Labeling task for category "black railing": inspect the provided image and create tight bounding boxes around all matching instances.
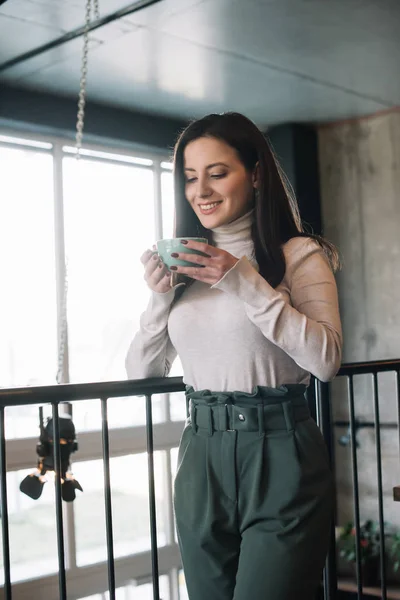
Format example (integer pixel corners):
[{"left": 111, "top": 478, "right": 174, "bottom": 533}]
[
  {"left": 0, "top": 377, "right": 185, "bottom": 600},
  {"left": 1, "top": 360, "right": 400, "bottom": 600},
  {"left": 327, "top": 359, "right": 400, "bottom": 600}
]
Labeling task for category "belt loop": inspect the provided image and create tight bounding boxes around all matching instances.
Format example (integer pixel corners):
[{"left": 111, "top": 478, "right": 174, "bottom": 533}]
[
  {"left": 190, "top": 403, "right": 198, "bottom": 433},
  {"left": 207, "top": 406, "right": 213, "bottom": 436},
  {"left": 186, "top": 397, "right": 190, "bottom": 419},
  {"left": 225, "top": 403, "right": 234, "bottom": 432},
  {"left": 282, "top": 401, "right": 294, "bottom": 432},
  {"left": 257, "top": 404, "right": 265, "bottom": 437},
  {"left": 218, "top": 404, "right": 228, "bottom": 431}
]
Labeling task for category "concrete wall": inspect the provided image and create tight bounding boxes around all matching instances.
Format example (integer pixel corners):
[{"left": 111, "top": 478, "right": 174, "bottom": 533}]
[{"left": 317, "top": 111, "right": 400, "bottom": 547}]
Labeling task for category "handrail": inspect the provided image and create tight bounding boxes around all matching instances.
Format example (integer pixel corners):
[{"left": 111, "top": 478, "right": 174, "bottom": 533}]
[
  {"left": 1, "top": 358, "right": 400, "bottom": 407},
  {"left": 337, "top": 358, "right": 400, "bottom": 376},
  {"left": 0, "top": 376, "right": 186, "bottom": 406}
]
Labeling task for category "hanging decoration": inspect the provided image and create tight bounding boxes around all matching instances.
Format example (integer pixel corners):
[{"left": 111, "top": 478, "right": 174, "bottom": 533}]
[{"left": 19, "top": 0, "right": 101, "bottom": 502}]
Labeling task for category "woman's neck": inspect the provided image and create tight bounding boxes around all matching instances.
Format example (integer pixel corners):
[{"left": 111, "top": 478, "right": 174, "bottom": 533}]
[{"left": 211, "top": 209, "right": 254, "bottom": 253}]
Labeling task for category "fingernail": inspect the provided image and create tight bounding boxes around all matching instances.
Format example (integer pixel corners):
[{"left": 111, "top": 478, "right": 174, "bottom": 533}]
[
  {"left": 153, "top": 254, "right": 158, "bottom": 260},
  {"left": 181, "top": 240, "right": 188, "bottom": 245},
  {"left": 158, "top": 263, "right": 163, "bottom": 269},
  {"left": 170, "top": 266, "right": 178, "bottom": 271},
  {"left": 171, "top": 252, "right": 179, "bottom": 258}
]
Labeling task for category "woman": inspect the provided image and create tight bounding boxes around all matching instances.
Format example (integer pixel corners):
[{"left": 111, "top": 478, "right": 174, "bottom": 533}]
[{"left": 126, "top": 112, "right": 342, "bottom": 600}]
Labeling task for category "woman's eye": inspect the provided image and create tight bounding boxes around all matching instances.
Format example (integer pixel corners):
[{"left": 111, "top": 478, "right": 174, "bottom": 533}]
[
  {"left": 211, "top": 173, "right": 227, "bottom": 179},
  {"left": 185, "top": 177, "right": 197, "bottom": 184}
]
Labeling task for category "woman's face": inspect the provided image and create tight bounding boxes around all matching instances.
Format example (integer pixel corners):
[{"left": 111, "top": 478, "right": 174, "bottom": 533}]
[{"left": 184, "top": 136, "right": 256, "bottom": 229}]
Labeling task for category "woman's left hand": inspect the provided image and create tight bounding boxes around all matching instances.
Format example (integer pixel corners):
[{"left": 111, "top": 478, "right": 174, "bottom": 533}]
[{"left": 170, "top": 240, "right": 239, "bottom": 285}]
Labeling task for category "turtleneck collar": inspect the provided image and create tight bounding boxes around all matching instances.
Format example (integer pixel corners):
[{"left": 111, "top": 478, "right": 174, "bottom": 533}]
[{"left": 211, "top": 209, "right": 255, "bottom": 257}]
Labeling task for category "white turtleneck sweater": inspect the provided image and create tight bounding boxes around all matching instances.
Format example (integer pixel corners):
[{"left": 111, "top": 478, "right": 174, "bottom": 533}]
[{"left": 125, "top": 211, "right": 342, "bottom": 391}]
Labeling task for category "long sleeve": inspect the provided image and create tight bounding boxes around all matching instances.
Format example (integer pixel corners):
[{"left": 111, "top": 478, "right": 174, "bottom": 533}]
[
  {"left": 212, "top": 237, "right": 343, "bottom": 382},
  {"left": 125, "top": 287, "right": 181, "bottom": 379}
]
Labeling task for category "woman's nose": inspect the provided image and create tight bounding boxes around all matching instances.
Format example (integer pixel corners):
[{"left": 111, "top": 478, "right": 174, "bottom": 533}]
[{"left": 197, "top": 180, "right": 212, "bottom": 199}]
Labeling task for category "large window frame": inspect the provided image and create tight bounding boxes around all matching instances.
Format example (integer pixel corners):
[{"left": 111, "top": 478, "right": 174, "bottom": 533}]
[{"left": 0, "top": 129, "right": 183, "bottom": 600}]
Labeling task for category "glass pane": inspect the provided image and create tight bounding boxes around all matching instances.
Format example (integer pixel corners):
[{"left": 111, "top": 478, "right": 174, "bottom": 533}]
[
  {"left": 63, "top": 156, "right": 155, "bottom": 385},
  {"left": 170, "top": 446, "right": 179, "bottom": 545},
  {"left": 161, "top": 171, "right": 174, "bottom": 240},
  {"left": 71, "top": 395, "right": 167, "bottom": 433},
  {"left": 74, "top": 453, "right": 167, "bottom": 566},
  {"left": 170, "top": 447, "right": 178, "bottom": 482},
  {"left": 160, "top": 169, "right": 184, "bottom": 382},
  {"left": 179, "top": 570, "right": 189, "bottom": 600},
  {"left": 0, "top": 146, "right": 57, "bottom": 439},
  {"left": 0, "top": 469, "right": 58, "bottom": 583},
  {"left": 115, "top": 576, "right": 169, "bottom": 599},
  {"left": 77, "top": 575, "right": 169, "bottom": 599},
  {"left": 170, "top": 392, "right": 186, "bottom": 422}
]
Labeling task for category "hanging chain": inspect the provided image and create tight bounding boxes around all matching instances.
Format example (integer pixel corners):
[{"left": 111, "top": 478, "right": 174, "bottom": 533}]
[
  {"left": 93, "top": 0, "right": 100, "bottom": 21},
  {"left": 56, "top": 0, "right": 100, "bottom": 384},
  {"left": 75, "top": 0, "right": 100, "bottom": 157}
]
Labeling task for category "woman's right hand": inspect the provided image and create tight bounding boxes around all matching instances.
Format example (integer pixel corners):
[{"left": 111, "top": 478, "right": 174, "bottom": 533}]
[{"left": 141, "top": 247, "right": 172, "bottom": 294}]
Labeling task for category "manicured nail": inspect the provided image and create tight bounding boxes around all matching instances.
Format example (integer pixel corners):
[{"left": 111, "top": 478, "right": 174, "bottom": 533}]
[
  {"left": 181, "top": 240, "right": 188, "bottom": 245},
  {"left": 158, "top": 263, "right": 163, "bottom": 269},
  {"left": 170, "top": 266, "right": 178, "bottom": 271},
  {"left": 171, "top": 252, "right": 179, "bottom": 258}
]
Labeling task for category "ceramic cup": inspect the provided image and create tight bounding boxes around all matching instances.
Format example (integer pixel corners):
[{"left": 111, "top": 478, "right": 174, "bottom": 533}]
[{"left": 156, "top": 237, "right": 208, "bottom": 269}]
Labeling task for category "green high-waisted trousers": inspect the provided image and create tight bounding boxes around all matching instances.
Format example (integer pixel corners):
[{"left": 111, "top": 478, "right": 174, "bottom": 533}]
[{"left": 173, "top": 385, "right": 334, "bottom": 600}]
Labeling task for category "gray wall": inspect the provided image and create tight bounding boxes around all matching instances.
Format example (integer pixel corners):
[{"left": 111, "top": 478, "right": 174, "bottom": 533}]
[
  {"left": 318, "top": 111, "right": 400, "bottom": 545},
  {"left": 269, "top": 124, "right": 322, "bottom": 235}
]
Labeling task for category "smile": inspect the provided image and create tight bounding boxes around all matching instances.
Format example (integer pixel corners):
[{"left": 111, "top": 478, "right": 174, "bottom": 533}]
[{"left": 198, "top": 201, "right": 222, "bottom": 215}]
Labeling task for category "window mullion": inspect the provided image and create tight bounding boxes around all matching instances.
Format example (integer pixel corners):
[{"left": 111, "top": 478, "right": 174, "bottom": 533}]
[
  {"left": 53, "top": 141, "right": 78, "bottom": 571},
  {"left": 53, "top": 141, "right": 70, "bottom": 385}
]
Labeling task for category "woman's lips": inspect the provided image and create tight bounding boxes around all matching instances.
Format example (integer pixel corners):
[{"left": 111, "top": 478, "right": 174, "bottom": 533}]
[{"left": 198, "top": 201, "right": 222, "bottom": 215}]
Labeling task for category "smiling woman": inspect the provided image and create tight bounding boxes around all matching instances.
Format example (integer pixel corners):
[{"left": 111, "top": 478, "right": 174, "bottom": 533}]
[
  {"left": 183, "top": 137, "right": 257, "bottom": 227},
  {"left": 126, "top": 111, "right": 343, "bottom": 600}
]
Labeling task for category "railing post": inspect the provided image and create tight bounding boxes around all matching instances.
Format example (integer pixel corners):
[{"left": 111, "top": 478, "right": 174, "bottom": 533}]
[
  {"left": 314, "top": 379, "right": 338, "bottom": 600},
  {"left": 52, "top": 402, "right": 67, "bottom": 600},
  {"left": 347, "top": 375, "right": 363, "bottom": 599},
  {"left": 372, "top": 373, "right": 387, "bottom": 600},
  {"left": 0, "top": 406, "right": 12, "bottom": 600},
  {"left": 101, "top": 397, "right": 116, "bottom": 600},
  {"left": 394, "top": 370, "right": 400, "bottom": 503},
  {"left": 146, "top": 394, "right": 161, "bottom": 600}
]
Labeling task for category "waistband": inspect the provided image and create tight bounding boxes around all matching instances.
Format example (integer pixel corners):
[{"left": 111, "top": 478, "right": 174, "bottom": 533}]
[{"left": 185, "top": 384, "right": 309, "bottom": 436}]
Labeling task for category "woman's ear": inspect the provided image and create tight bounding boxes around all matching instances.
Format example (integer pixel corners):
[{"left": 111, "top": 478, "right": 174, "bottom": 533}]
[{"left": 252, "top": 161, "right": 260, "bottom": 189}]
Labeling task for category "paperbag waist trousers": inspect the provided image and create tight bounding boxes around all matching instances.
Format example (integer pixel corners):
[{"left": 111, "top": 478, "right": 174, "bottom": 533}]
[{"left": 173, "top": 384, "right": 334, "bottom": 600}]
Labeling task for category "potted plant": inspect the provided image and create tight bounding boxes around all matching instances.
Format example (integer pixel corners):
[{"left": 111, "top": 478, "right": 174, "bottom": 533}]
[
  {"left": 389, "top": 532, "right": 400, "bottom": 575},
  {"left": 337, "top": 520, "right": 381, "bottom": 586}
]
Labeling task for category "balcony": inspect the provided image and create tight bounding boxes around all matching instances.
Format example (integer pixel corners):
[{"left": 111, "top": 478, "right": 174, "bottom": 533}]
[{"left": 1, "top": 359, "right": 400, "bottom": 600}]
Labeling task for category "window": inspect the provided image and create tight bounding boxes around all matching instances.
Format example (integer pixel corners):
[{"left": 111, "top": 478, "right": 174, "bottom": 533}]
[
  {"left": 1, "top": 133, "right": 187, "bottom": 600},
  {"left": 73, "top": 453, "right": 168, "bottom": 565},
  {"left": 0, "top": 469, "right": 59, "bottom": 583},
  {"left": 63, "top": 156, "right": 155, "bottom": 384},
  {"left": 78, "top": 575, "right": 170, "bottom": 599},
  {"left": 0, "top": 144, "right": 57, "bottom": 440}
]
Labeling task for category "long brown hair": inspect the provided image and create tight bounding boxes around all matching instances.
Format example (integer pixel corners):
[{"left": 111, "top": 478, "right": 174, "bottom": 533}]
[{"left": 173, "top": 112, "right": 339, "bottom": 288}]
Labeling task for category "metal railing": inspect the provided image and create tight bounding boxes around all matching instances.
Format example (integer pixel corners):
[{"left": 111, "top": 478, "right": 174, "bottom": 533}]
[
  {"left": 0, "top": 377, "right": 185, "bottom": 600},
  {"left": 1, "top": 359, "right": 400, "bottom": 600},
  {"left": 314, "top": 359, "right": 400, "bottom": 600}
]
